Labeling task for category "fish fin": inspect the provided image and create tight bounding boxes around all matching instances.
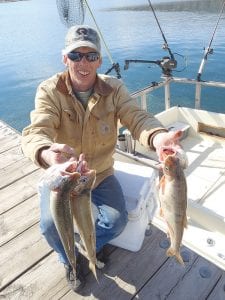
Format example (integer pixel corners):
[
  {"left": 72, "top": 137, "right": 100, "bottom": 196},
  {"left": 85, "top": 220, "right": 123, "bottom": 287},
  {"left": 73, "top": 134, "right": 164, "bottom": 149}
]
[
  {"left": 166, "top": 247, "right": 184, "bottom": 266},
  {"left": 159, "top": 175, "right": 166, "bottom": 194},
  {"left": 166, "top": 221, "right": 175, "bottom": 240},
  {"left": 89, "top": 262, "right": 98, "bottom": 282},
  {"left": 159, "top": 207, "right": 164, "bottom": 217}
]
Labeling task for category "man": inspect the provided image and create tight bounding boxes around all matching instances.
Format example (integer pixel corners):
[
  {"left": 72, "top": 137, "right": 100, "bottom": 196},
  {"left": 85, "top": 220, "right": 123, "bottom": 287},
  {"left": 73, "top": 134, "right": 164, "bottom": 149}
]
[{"left": 22, "top": 25, "right": 181, "bottom": 292}]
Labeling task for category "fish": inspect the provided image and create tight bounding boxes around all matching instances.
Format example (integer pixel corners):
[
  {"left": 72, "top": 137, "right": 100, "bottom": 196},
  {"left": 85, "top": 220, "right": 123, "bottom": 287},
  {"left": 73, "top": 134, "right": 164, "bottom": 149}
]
[
  {"left": 158, "top": 154, "right": 188, "bottom": 265},
  {"left": 40, "top": 161, "right": 81, "bottom": 277},
  {"left": 39, "top": 159, "right": 98, "bottom": 279},
  {"left": 71, "top": 169, "right": 97, "bottom": 279}
]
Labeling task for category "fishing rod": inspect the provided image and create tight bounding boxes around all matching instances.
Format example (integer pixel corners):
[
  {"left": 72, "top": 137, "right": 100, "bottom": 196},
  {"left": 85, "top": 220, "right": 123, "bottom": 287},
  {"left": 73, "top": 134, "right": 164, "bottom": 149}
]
[
  {"left": 124, "top": 0, "right": 177, "bottom": 77},
  {"left": 83, "top": 0, "right": 121, "bottom": 78},
  {"left": 147, "top": 0, "right": 175, "bottom": 61},
  {"left": 197, "top": 0, "right": 225, "bottom": 81}
]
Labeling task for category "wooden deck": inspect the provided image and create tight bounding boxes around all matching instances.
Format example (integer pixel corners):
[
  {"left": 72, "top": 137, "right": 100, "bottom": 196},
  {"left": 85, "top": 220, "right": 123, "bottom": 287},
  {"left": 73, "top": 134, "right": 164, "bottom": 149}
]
[{"left": 1, "top": 119, "right": 225, "bottom": 300}]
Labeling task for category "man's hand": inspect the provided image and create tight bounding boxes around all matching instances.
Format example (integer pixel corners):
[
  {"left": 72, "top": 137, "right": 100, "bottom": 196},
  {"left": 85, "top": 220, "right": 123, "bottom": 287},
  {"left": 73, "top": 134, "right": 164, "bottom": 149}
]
[
  {"left": 39, "top": 143, "right": 77, "bottom": 167},
  {"left": 153, "top": 130, "right": 188, "bottom": 168},
  {"left": 153, "top": 130, "right": 182, "bottom": 156}
]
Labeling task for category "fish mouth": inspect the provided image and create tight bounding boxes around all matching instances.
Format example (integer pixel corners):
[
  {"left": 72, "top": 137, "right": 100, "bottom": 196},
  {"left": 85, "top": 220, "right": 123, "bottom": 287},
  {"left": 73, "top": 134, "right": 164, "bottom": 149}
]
[{"left": 160, "top": 147, "right": 177, "bottom": 162}]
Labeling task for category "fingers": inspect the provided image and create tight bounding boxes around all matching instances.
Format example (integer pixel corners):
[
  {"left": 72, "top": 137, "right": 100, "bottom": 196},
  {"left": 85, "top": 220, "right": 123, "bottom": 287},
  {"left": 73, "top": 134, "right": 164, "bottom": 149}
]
[
  {"left": 40, "top": 143, "right": 77, "bottom": 166},
  {"left": 50, "top": 143, "right": 77, "bottom": 159},
  {"left": 153, "top": 130, "right": 183, "bottom": 150},
  {"left": 169, "top": 130, "right": 183, "bottom": 143},
  {"left": 77, "top": 154, "right": 90, "bottom": 174},
  {"left": 40, "top": 143, "right": 91, "bottom": 173}
]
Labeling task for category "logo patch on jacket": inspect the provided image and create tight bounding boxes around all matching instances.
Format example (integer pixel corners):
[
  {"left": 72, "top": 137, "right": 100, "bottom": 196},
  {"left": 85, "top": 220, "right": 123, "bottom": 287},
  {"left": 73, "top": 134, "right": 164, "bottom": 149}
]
[{"left": 100, "top": 122, "right": 110, "bottom": 135}]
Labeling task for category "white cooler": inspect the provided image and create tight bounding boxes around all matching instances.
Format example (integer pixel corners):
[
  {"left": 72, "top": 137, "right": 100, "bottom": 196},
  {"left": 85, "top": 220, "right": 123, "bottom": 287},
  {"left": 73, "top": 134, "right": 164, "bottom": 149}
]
[{"left": 109, "top": 161, "right": 158, "bottom": 252}]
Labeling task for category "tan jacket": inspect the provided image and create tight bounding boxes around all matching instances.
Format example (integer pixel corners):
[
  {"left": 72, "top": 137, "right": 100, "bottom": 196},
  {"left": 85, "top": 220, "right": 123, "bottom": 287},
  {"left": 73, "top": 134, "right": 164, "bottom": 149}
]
[{"left": 22, "top": 71, "right": 165, "bottom": 187}]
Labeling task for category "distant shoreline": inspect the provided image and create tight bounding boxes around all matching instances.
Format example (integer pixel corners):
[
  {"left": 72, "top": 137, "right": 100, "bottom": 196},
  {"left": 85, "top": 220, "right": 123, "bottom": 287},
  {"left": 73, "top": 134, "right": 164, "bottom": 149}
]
[
  {"left": 104, "top": 0, "right": 224, "bottom": 13},
  {"left": 0, "top": 0, "right": 29, "bottom": 3}
]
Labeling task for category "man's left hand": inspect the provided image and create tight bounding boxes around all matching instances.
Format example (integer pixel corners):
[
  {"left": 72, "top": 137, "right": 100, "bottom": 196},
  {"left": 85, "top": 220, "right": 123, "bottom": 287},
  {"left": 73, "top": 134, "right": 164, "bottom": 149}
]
[{"left": 153, "top": 130, "right": 188, "bottom": 168}]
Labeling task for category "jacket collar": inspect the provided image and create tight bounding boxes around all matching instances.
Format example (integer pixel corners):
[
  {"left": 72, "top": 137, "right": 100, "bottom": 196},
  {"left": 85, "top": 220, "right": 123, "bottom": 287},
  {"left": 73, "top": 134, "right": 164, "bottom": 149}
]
[{"left": 56, "top": 70, "right": 113, "bottom": 96}]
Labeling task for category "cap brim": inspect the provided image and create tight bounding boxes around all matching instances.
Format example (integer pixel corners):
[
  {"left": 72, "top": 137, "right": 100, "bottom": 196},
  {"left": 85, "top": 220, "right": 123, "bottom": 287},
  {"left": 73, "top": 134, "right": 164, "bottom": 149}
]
[{"left": 62, "top": 41, "right": 99, "bottom": 55}]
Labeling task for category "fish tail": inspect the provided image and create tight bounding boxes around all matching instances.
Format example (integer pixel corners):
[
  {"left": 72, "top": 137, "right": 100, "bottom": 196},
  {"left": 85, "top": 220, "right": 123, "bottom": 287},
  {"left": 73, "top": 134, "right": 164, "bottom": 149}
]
[
  {"left": 89, "top": 261, "right": 98, "bottom": 281},
  {"left": 166, "top": 247, "right": 185, "bottom": 266}
]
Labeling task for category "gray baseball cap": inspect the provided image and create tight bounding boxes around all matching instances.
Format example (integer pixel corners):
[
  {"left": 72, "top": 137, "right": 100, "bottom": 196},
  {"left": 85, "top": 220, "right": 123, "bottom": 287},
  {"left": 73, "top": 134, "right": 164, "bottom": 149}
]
[{"left": 62, "top": 25, "right": 101, "bottom": 55}]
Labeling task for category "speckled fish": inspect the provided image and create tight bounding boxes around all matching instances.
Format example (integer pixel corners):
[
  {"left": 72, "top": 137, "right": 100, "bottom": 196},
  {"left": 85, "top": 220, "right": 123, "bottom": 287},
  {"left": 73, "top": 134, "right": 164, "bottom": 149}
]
[
  {"left": 40, "top": 161, "right": 81, "bottom": 276},
  {"left": 70, "top": 169, "right": 97, "bottom": 279},
  {"left": 40, "top": 160, "right": 97, "bottom": 279},
  {"left": 158, "top": 154, "right": 188, "bottom": 265}
]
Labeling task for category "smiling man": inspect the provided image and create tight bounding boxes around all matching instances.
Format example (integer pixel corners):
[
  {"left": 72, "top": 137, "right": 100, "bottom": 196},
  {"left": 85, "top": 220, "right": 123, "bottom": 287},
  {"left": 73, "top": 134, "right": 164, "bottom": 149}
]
[{"left": 22, "top": 25, "right": 181, "bottom": 293}]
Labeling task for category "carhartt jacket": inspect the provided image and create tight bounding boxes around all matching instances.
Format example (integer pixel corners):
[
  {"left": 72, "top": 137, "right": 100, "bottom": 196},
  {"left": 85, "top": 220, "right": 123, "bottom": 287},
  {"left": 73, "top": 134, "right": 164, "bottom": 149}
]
[{"left": 22, "top": 70, "right": 165, "bottom": 187}]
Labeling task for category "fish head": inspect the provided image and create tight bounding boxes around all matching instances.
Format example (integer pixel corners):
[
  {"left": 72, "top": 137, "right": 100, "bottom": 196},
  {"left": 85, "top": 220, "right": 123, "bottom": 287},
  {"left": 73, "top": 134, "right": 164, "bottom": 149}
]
[
  {"left": 159, "top": 146, "right": 188, "bottom": 169},
  {"left": 72, "top": 169, "right": 96, "bottom": 195},
  {"left": 82, "top": 169, "right": 96, "bottom": 189},
  {"left": 40, "top": 161, "right": 81, "bottom": 191},
  {"left": 163, "top": 154, "right": 181, "bottom": 178}
]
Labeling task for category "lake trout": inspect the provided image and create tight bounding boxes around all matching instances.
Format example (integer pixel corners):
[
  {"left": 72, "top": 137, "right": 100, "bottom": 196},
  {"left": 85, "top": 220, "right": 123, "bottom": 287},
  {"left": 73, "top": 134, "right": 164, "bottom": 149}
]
[
  {"left": 158, "top": 154, "right": 187, "bottom": 265},
  {"left": 40, "top": 159, "right": 98, "bottom": 279},
  {"left": 40, "top": 161, "right": 81, "bottom": 276},
  {"left": 71, "top": 169, "right": 97, "bottom": 279}
]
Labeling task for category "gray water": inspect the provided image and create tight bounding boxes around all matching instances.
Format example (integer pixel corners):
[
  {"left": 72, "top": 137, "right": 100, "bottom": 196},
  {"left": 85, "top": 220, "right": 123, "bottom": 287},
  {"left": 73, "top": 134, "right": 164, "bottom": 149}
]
[{"left": 0, "top": 0, "right": 225, "bottom": 131}]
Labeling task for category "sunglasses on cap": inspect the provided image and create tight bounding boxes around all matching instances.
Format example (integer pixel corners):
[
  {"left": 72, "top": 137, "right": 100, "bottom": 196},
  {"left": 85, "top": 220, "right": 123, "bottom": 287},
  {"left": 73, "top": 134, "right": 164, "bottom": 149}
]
[{"left": 67, "top": 51, "right": 100, "bottom": 62}]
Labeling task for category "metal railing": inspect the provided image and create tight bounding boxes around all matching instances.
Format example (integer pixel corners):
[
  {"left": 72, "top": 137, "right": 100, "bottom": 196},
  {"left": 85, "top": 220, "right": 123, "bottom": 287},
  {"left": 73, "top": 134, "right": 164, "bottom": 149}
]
[{"left": 131, "top": 76, "right": 225, "bottom": 111}]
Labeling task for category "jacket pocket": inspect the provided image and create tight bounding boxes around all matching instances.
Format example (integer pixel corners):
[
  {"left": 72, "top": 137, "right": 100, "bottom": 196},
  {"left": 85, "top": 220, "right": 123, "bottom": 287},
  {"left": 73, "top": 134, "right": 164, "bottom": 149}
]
[{"left": 63, "top": 109, "right": 76, "bottom": 121}]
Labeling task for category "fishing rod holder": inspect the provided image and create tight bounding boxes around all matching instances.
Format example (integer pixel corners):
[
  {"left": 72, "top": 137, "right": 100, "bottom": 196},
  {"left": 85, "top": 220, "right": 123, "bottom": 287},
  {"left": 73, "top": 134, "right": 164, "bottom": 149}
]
[
  {"left": 124, "top": 56, "right": 177, "bottom": 77},
  {"left": 105, "top": 62, "right": 121, "bottom": 79}
]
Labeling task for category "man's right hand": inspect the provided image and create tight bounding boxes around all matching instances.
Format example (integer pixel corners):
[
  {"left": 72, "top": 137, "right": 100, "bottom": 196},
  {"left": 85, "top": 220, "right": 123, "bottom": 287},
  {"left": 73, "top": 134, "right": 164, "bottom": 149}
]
[{"left": 39, "top": 143, "right": 77, "bottom": 167}]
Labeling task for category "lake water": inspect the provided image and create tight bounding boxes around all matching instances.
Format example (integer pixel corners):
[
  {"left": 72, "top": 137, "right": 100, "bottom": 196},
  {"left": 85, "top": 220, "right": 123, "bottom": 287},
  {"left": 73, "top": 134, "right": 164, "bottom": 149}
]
[{"left": 0, "top": 0, "right": 225, "bottom": 132}]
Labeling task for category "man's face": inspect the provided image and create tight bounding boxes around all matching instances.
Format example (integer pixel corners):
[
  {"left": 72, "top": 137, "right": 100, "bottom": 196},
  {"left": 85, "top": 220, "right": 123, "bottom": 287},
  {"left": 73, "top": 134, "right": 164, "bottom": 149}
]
[{"left": 63, "top": 46, "right": 102, "bottom": 92}]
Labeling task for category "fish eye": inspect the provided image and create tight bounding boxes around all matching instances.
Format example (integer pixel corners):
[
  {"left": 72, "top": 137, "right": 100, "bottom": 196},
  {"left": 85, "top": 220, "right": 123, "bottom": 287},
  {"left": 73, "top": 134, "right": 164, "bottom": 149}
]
[
  {"left": 61, "top": 176, "right": 69, "bottom": 184},
  {"left": 79, "top": 176, "right": 88, "bottom": 183}
]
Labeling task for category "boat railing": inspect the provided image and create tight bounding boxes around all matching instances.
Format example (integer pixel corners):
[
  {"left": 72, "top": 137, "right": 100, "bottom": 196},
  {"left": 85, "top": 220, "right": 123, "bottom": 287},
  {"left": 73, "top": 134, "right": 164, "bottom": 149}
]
[{"left": 131, "top": 76, "right": 225, "bottom": 111}]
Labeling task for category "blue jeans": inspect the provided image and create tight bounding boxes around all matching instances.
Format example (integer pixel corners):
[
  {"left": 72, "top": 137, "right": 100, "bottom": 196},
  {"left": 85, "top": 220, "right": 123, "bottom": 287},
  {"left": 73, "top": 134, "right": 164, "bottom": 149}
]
[{"left": 39, "top": 175, "right": 128, "bottom": 265}]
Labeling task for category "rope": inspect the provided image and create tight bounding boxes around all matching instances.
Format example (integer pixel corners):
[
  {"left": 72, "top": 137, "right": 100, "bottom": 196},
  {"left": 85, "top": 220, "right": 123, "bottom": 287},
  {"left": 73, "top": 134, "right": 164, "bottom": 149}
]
[{"left": 84, "top": 0, "right": 114, "bottom": 65}]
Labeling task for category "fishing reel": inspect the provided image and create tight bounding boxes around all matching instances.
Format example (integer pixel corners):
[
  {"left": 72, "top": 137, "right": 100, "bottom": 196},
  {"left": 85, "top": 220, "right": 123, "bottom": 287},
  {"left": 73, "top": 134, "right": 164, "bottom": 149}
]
[
  {"left": 160, "top": 56, "right": 177, "bottom": 76},
  {"left": 124, "top": 56, "right": 177, "bottom": 77}
]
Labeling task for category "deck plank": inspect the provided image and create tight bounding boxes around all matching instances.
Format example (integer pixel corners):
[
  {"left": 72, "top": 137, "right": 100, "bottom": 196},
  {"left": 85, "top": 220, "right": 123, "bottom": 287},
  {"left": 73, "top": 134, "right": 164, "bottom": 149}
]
[
  {"left": 0, "top": 224, "right": 51, "bottom": 290},
  {"left": 0, "top": 168, "right": 43, "bottom": 214},
  {"left": 165, "top": 256, "right": 223, "bottom": 299},
  {"left": 207, "top": 272, "right": 225, "bottom": 300},
  {"left": 0, "top": 135, "right": 21, "bottom": 152},
  {"left": 62, "top": 226, "right": 168, "bottom": 299},
  {"left": 0, "top": 194, "right": 39, "bottom": 246},
  {"left": 0, "top": 254, "right": 69, "bottom": 300},
  {"left": 135, "top": 250, "right": 222, "bottom": 299},
  {"left": 133, "top": 248, "right": 198, "bottom": 299},
  {"left": 0, "top": 146, "right": 24, "bottom": 168},
  {"left": 0, "top": 157, "right": 39, "bottom": 189}
]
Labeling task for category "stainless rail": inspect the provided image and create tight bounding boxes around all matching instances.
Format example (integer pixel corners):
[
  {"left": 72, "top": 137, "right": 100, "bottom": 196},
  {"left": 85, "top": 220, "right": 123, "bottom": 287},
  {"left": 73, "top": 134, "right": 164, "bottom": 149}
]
[{"left": 131, "top": 76, "right": 225, "bottom": 111}]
